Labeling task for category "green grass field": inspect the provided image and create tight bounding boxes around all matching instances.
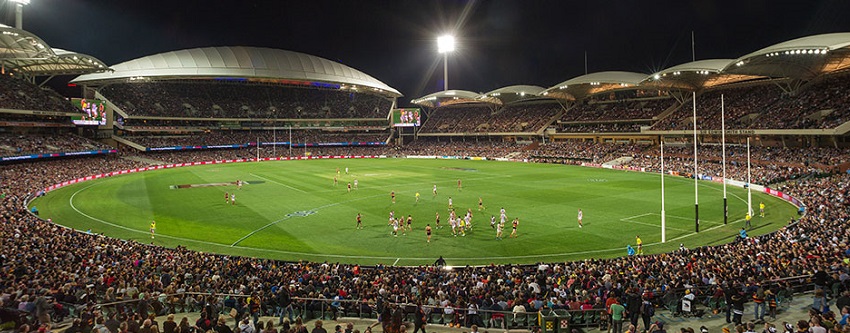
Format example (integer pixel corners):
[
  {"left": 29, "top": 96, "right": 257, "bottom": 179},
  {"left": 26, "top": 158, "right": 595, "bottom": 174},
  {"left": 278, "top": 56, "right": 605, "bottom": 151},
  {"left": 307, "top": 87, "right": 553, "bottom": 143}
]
[{"left": 29, "top": 158, "right": 797, "bottom": 266}]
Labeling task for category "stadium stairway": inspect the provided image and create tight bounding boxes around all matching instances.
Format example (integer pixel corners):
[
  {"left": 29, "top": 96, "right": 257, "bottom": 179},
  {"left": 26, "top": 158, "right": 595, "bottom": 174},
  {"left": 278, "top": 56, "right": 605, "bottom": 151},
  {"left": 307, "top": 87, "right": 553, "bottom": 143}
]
[{"left": 112, "top": 135, "right": 147, "bottom": 151}]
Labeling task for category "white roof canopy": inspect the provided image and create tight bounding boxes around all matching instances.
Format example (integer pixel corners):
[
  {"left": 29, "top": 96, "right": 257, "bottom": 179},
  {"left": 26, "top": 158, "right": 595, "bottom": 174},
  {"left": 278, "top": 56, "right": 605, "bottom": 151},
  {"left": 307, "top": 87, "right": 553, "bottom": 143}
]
[
  {"left": 543, "top": 71, "right": 647, "bottom": 100},
  {"left": 0, "top": 24, "right": 109, "bottom": 76},
  {"left": 724, "top": 33, "right": 850, "bottom": 79},
  {"left": 478, "top": 85, "right": 547, "bottom": 105},
  {"left": 411, "top": 90, "right": 486, "bottom": 108},
  {"left": 643, "top": 59, "right": 764, "bottom": 90},
  {"left": 72, "top": 46, "right": 401, "bottom": 97}
]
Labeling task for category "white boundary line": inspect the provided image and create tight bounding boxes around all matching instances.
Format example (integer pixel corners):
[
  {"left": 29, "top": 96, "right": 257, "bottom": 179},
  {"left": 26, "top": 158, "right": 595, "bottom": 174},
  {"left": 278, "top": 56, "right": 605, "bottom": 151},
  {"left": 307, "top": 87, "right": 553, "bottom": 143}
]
[
  {"left": 69, "top": 181, "right": 745, "bottom": 261},
  {"left": 620, "top": 213, "right": 691, "bottom": 232},
  {"left": 249, "top": 173, "right": 308, "bottom": 193},
  {"left": 61, "top": 161, "right": 779, "bottom": 263}
]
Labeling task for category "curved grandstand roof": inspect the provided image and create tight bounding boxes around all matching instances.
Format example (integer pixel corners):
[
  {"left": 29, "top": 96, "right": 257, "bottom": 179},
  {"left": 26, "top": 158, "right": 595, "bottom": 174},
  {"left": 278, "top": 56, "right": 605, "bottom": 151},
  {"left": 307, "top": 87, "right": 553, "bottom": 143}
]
[
  {"left": 478, "top": 85, "right": 547, "bottom": 105},
  {"left": 11, "top": 48, "right": 110, "bottom": 76},
  {"left": 0, "top": 23, "right": 51, "bottom": 59},
  {"left": 71, "top": 46, "right": 402, "bottom": 97},
  {"left": 543, "top": 71, "right": 647, "bottom": 100},
  {"left": 643, "top": 59, "right": 764, "bottom": 90},
  {"left": 410, "top": 90, "right": 485, "bottom": 108},
  {"left": 0, "top": 24, "right": 109, "bottom": 76},
  {"left": 723, "top": 33, "right": 850, "bottom": 79}
]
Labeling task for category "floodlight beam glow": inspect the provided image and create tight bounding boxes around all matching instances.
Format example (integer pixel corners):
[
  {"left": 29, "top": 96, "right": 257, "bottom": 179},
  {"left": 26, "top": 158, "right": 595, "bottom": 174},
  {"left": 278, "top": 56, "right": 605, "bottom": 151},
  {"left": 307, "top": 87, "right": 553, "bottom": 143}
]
[{"left": 437, "top": 35, "right": 455, "bottom": 53}]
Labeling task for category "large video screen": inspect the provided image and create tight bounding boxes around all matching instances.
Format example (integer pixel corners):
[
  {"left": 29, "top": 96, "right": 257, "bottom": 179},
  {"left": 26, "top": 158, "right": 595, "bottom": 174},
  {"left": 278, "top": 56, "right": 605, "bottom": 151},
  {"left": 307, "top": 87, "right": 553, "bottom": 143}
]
[
  {"left": 70, "top": 98, "right": 107, "bottom": 126},
  {"left": 392, "top": 108, "right": 421, "bottom": 127}
]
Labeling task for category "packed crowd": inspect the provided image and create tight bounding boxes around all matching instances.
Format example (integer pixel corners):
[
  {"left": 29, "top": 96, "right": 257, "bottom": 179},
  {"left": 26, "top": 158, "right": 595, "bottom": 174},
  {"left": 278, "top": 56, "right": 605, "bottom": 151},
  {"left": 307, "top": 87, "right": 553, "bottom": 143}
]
[
  {"left": 390, "top": 139, "right": 524, "bottom": 158},
  {"left": 558, "top": 122, "right": 647, "bottom": 133},
  {"left": 0, "top": 133, "right": 112, "bottom": 157},
  {"left": 0, "top": 74, "right": 79, "bottom": 113},
  {"left": 652, "top": 85, "right": 783, "bottom": 131},
  {"left": 123, "top": 131, "right": 389, "bottom": 148},
  {"left": 653, "top": 74, "right": 850, "bottom": 131},
  {"left": 561, "top": 98, "right": 677, "bottom": 123},
  {"left": 0, "top": 113, "right": 75, "bottom": 127},
  {"left": 119, "top": 118, "right": 384, "bottom": 130},
  {"left": 99, "top": 83, "right": 392, "bottom": 119},
  {"left": 525, "top": 141, "right": 648, "bottom": 165},
  {"left": 753, "top": 75, "right": 850, "bottom": 129},
  {"left": 133, "top": 145, "right": 389, "bottom": 165},
  {"left": 418, "top": 103, "right": 561, "bottom": 134},
  {"left": 417, "top": 106, "right": 492, "bottom": 133},
  {"left": 0, "top": 141, "right": 848, "bottom": 333},
  {"left": 525, "top": 141, "right": 849, "bottom": 185},
  {"left": 485, "top": 104, "right": 561, "bottom": 133}
]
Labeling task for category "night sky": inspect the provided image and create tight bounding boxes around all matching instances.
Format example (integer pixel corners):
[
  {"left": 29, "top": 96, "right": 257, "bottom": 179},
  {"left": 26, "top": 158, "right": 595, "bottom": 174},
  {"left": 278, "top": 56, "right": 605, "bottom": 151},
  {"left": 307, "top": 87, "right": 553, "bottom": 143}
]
[{"left": 5, "top": 0, "right": 850, "bottom": 105}]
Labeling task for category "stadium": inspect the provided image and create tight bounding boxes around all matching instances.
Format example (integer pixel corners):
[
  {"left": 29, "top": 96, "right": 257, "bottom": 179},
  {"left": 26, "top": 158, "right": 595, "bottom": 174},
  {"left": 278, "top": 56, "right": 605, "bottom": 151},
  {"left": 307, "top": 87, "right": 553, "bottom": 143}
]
[{"left": 1, "top": 2, "right": 849, "bottom": 333}]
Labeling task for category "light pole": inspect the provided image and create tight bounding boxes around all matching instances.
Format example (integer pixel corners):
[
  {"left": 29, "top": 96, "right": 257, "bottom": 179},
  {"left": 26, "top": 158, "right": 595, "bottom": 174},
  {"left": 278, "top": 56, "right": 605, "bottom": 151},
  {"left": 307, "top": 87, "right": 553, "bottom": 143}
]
[
  {"left": 437, "top": 35, "right": 455, "bottom": 91},
  {"left": 12, "top": 0, "right": 30, "bottom": 29}
]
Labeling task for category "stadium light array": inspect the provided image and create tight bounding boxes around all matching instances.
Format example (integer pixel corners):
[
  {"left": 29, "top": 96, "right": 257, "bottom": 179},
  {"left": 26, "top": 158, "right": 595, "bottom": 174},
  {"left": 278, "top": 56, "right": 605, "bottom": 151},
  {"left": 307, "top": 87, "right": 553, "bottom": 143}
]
[
  {"left": 765, "top": 48, "right": 830, "bottom": 58},
  {"left": 437, "top": 35, "right": 455, "bottom": 53},
  {"left": 437, "top": 34, "right": 456, "bottom": 91},
  {"left": 12, "top": 0, "right": 30, "bottom": 30}
]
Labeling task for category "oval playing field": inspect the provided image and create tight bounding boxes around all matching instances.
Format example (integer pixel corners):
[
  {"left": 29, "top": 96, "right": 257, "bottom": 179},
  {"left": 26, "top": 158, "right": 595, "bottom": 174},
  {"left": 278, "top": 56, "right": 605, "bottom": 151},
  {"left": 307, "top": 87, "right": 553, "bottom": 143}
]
[{"left": 29, "top": 158, "right": 797, "bottom": 265}]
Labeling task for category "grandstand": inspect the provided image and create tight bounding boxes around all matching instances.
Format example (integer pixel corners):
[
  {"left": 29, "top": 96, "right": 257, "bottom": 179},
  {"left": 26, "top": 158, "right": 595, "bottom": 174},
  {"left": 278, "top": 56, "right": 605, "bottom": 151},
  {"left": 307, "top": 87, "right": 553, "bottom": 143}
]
[
  {"left": 2, "top": 9, "right": 850, "bottom": 333},
  {"left": 68, "top": 46, "right": 400, "bottom": 155}
]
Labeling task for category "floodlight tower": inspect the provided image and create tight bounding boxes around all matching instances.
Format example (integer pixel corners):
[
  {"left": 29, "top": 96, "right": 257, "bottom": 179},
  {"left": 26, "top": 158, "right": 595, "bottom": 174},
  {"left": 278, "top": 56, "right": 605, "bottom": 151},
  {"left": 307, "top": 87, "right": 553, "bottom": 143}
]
[
  {"left": 12, "top": 0, "right": 30, "bottom": 30},
  {"left": 437, "top": 35, "right": 455, "bottom": 91}
]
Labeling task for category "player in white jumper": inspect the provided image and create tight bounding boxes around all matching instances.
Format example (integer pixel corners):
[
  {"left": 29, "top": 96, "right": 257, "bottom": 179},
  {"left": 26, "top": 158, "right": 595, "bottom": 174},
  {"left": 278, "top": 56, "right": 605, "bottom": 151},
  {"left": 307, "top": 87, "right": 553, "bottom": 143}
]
[{"left": 577, "top": 208, "right": 583, "bottom": 228}]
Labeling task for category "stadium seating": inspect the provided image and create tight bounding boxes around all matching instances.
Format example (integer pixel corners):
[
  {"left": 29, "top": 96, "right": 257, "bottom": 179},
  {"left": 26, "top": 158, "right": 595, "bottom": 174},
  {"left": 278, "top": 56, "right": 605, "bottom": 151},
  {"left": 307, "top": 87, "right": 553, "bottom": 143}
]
[
  {"left": 652, "top": 85, "right": 783, "bottom": 130},
  {"left": 99, "top": 82, "right": 393, "bottom": 119},
  {"left": 417, "top": 105, "right": 492, "bottom": 133},
  {"left": 0, "top": 73, "right": 79, "bottom": 113},
  {"left": 0, "top": 133, "right": 111, "bottom": 157},
  {"left": 122, "top": 130, "right": 389, "bottom": 148},
  {"left": 653, "top": 73, "right": 850, "bottom": 130},
  {"left": 418, "top": 103, "right": 561, "bottom": 134},
  {"left": 752, "top": 74, "right": 850, "bottom": 129},
  {"left": 561, "top": 98, "right": 676, "bottom": 122},
  {"left": 1, "top": 118, "right": 849, "bottom": 333}
]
